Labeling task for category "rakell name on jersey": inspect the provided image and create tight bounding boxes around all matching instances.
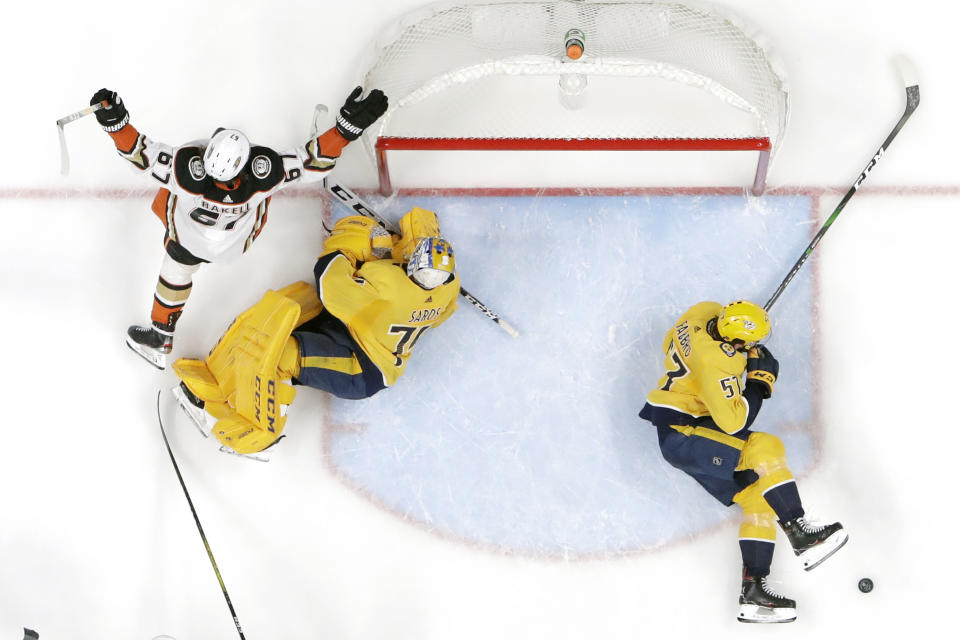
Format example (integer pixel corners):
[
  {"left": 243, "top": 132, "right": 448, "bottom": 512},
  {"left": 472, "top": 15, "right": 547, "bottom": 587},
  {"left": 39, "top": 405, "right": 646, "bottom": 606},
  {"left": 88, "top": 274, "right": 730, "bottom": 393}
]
[
  {"left": 409, "top": 307, "right": 442, "bottom": 323},
  {"left": 201, "top": 200, "right": 251, "bottom": 216}
]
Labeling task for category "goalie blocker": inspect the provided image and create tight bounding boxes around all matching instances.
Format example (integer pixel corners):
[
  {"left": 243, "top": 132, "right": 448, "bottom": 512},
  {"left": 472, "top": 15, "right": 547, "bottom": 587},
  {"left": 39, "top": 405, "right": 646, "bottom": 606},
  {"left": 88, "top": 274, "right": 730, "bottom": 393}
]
[{"left": 173, "top": 206, "right": 459, "bottom": 456}]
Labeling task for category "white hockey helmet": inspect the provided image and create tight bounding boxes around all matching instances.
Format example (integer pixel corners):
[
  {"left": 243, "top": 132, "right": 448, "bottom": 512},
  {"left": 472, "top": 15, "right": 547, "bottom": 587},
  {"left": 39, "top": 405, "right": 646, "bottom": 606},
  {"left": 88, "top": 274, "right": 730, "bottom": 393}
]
[
  {"left": 407, "top": 237, "right": 455, "bottom": 289},
  {"left": 203, "top": 128, "right": 250, "bottom": 181}
]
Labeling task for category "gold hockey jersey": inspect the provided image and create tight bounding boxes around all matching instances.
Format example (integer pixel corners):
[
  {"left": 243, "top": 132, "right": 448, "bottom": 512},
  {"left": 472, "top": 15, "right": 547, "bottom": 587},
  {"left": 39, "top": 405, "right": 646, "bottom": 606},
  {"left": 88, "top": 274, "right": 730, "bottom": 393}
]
[
  {"left": 642, "top": 302, "right": 761, "bottom": 435},
  {"left": 315, "top": 252, "right": 459, "bottom": 387}
]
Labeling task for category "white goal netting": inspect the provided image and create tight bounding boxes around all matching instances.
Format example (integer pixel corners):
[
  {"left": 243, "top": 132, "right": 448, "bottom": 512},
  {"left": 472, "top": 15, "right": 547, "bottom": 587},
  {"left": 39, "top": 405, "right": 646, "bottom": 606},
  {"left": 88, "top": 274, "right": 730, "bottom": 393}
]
[{"left": 358, "top": 0, "right": 789, "bottom": 190}]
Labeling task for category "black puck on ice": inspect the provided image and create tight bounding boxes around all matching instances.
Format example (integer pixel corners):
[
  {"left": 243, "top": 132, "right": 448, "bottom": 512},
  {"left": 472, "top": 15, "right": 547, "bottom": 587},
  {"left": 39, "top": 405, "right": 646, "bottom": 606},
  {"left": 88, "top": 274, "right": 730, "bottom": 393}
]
[{"left": 858, "top": 578, "right": 874, "bottom": 593}]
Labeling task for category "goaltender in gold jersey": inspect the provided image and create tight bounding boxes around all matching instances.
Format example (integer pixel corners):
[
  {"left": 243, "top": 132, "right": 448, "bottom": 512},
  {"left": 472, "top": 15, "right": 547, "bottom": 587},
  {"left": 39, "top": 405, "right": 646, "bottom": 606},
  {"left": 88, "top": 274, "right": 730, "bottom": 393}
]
[{"left": 170, "top": 206, "right": 459, "bottom": 458}]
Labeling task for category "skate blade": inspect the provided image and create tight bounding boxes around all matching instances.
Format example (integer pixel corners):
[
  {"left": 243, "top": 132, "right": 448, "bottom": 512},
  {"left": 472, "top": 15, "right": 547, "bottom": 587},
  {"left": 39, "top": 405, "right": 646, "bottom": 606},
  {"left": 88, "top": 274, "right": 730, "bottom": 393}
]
[
  {"left": 801, "top": 529, "right": 850, "bottom": 571},
  {"left": 125, "top": 335, "right": 167, "bottom": 369},
  {"left": 171, "top": 384, "right": 213, "bottom": 438},
  {"left": 218, "top": 445, "right": 270, "bottom": 463},
  {"left": 737, "top": 604, "right": 797, "bottom": 624}
]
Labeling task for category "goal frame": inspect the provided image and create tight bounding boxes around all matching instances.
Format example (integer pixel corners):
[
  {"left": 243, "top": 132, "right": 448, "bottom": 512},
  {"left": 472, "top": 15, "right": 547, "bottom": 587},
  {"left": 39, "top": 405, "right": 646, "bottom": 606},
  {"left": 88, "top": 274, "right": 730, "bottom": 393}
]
[
  {"left": 373, "top": 135, "right": 772, "bottom": 196},
  {"left": 361, "top": 0, "right": 787, "bottom": 197}
]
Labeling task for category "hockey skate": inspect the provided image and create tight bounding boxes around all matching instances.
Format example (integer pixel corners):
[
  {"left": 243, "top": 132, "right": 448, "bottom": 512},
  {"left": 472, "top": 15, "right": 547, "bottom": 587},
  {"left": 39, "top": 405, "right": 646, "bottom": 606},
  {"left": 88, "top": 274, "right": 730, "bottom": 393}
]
[
  {"left": 171, "top": 382, "right": 215, "bottom": 437},
  {"left": 738, "top": 572, "right": 797, "bottom": 624},
  {"left": 781, "top": 516, "right": 849, "bottom": 571},
  {"left": 125, "top": 324, "right": 173, "bottom": 369},
  {"left": 173, "top": 382, "right": 277, "bottom": 463},
  {"left": 216, "top": 442, "right": 277, "bottom": 463}
]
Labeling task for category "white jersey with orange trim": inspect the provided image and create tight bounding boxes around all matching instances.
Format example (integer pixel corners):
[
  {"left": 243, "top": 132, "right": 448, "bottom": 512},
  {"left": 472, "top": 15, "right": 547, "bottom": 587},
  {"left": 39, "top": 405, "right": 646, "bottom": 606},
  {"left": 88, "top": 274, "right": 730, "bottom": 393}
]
[{"left": 106, "top": 123, "right": 349, "bottom": 262}]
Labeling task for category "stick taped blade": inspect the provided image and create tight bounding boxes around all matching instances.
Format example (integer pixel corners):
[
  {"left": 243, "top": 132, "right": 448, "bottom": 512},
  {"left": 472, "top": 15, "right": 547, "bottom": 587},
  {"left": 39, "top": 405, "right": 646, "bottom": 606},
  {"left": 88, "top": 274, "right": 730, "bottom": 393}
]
[
  {"left": 892, "top": 54, "right": 920, "bottom": 89},
  {"left": 498, "top": 319, "right": 520, "bottom": 338},
  {"left": 311, "top": 103, "right": 328, "bottom": 138},
  {"left": 58, "top": 125, "right": 70, "bottom": 176}
]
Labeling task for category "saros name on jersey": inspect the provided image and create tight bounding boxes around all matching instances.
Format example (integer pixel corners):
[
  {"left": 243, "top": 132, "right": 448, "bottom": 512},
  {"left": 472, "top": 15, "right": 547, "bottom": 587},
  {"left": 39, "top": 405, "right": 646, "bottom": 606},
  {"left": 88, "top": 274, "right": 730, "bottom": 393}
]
[{"left": 409, "top": 307, "right": 442, "bottom": 323}]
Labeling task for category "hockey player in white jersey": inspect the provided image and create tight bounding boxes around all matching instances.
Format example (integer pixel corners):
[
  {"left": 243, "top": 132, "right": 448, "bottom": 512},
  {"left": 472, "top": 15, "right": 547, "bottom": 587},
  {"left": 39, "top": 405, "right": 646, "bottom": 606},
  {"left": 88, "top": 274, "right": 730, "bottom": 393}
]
[{"left": 91, "top": 87, "right": 388, "bottom": 368}]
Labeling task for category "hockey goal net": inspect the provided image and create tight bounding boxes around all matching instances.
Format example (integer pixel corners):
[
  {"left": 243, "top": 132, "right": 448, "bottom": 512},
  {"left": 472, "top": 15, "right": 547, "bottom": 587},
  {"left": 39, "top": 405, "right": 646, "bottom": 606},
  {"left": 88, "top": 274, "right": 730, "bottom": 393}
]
[{"left": 359, "top": 0, "right": 789, "bottom": 195}]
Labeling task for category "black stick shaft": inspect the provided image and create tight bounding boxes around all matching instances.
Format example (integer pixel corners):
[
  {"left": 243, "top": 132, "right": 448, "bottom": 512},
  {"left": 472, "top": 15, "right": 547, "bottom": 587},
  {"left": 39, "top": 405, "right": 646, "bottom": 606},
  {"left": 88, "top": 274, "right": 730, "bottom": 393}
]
[
  {"left": 156, "top": 391, "right": 247, "bottom": 640},
  {"left": 764, "top": 84, "right": 920, "bottom": 311}
]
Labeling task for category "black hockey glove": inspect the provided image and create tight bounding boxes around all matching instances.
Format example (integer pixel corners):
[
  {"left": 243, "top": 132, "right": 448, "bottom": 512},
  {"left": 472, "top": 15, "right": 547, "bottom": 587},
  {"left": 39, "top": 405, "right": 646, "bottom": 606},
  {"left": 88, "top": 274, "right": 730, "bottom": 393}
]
[
  {"left": 90, "top": 88, "right": 129, "bottom": 132},
  {"left": 746, "top": 344, "right": 779, "bottom": 399},
  {"left": 336, "top": 86, "right": 388, "bottom": 141}
]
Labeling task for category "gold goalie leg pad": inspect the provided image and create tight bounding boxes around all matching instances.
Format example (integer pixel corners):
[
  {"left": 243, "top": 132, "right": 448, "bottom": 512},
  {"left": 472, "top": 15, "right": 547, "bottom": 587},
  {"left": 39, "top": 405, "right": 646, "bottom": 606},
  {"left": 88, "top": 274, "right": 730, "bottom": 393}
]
[
  {"left": 212, "top": 290, "right": 299, "bottom": 440},
  {"left": 173, "top": 358, "right": 226, "bottom": 404},
  {"left": 172, "top": 282, "right": 321, "bottom": 453},
  {"left": 212, "top": 413, "right": 284, "bottom": 455},
  {"left": 274, "top": 281, "right": 323, "bottom": 325}
]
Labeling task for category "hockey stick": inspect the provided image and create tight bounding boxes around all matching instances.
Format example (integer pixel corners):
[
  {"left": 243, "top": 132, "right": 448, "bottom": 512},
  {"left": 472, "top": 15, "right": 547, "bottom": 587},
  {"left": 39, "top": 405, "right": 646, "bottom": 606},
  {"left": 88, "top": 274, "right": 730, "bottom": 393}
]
[
  {"left": 156, "top": 390, "right": 247, "bottom": 640},
  {"left": 764, "top": 59, "right": 920, "bottom": 311},
  {"left": 310, "top": 102, "right": 328, "bottom": 138},
  {"left": 56, "top": 101, "right": 106, "bottom": 176},
  {"left": 324, "top": 178, "right": 521, "bottom": 337}
]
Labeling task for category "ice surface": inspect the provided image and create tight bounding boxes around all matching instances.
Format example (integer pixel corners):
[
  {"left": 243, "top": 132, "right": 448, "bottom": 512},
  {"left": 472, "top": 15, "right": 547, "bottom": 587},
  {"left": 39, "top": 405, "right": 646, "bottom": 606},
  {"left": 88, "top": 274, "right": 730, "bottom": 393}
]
[
  {"left": 3, "top": 0, "right": 959, "bottom": 638},
  {"left": 323, "top": 193, "right": 817, "bottom": 554}
]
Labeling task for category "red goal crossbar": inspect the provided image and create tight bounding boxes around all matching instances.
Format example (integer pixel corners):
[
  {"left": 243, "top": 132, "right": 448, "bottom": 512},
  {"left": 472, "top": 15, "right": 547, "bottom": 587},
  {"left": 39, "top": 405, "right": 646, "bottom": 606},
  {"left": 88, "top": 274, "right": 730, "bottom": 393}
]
[{"left": 374, "top": 136, "right": 772, "bottom": 196}]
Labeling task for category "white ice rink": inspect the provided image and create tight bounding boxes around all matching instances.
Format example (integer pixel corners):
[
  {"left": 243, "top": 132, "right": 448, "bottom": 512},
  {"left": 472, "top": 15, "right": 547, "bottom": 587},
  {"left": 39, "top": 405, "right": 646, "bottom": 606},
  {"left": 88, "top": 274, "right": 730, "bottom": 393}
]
[{"left": 2, "top": 1, "right": 959, "bottom": 638}]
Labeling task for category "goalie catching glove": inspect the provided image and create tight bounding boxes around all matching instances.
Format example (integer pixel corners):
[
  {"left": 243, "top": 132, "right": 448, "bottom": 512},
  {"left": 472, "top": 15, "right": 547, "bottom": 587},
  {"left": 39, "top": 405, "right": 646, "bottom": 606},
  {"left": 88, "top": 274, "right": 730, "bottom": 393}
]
[
  {"left": 324, "top": 215, "right": 396, "bottom": 265},
  {"left": 746, "top": 344, "right": 779, "bottom": 399},
  {"left": 172, "top": 282, "right": 322, "bottom": 455},
  {"left": 391, "top": 206, "right": 441, "bottom": 262},
  {"left": 322, "top": 206, "right": 444, "bottom": 267}
]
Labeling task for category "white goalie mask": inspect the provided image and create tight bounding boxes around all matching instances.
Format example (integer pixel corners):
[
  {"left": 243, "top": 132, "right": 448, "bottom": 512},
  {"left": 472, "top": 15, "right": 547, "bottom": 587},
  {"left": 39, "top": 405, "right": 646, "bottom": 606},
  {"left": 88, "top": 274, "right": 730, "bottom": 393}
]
[
  {"left": 203, "top": 128, "right": 251, "bottom": 181},
  {"left": 407, "top": 237, "right": 455, "bottom": 289}
]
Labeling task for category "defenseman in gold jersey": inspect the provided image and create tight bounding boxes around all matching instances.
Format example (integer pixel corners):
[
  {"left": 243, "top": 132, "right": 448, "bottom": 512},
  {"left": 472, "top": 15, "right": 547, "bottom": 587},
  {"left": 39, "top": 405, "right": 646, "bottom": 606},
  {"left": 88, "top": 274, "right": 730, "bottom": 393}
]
[
  {"left": 170, "top": 206, "right": 458, "bottom": 458},
  {"left": 638, "top": 301, "right": 848, "bottom": 624}
]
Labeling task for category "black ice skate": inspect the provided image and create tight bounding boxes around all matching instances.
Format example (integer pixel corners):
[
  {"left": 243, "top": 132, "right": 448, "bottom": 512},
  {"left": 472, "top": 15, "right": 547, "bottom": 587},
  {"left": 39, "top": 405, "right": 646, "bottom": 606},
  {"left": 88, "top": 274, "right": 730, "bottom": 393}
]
[
  {"left": 738, "top": 572, "right": 797, "bottom": 624},
  {"left": 781, "top": 516, "right": 849, "bottom": 571},
  {"left": 125, "top": 324, "right": 173, "bottom": 369}
]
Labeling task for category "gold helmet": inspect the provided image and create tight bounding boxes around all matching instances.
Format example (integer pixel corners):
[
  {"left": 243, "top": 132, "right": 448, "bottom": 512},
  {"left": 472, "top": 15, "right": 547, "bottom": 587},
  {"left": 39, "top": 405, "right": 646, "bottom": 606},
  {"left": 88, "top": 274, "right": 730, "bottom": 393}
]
[
  {"left": 407, "top": 237, "right": 455, "bottom": 289},
  {"left": 717, "top": 300, "right": 770, "bottom": 347}
]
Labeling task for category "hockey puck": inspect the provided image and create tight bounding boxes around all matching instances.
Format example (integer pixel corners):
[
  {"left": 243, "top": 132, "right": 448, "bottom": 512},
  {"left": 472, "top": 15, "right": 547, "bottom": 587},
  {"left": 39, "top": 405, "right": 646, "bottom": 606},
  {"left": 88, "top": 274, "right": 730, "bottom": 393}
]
[{"left": 858, "top": 578, "right": 874, "bottom": 593}]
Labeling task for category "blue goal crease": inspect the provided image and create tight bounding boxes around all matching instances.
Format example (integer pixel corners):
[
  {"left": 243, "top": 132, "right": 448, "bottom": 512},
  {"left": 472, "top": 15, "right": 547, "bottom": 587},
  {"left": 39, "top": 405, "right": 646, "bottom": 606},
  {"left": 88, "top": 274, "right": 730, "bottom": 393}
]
[{"left": 323, "top": 193, "right": 817, "bottom": 555}]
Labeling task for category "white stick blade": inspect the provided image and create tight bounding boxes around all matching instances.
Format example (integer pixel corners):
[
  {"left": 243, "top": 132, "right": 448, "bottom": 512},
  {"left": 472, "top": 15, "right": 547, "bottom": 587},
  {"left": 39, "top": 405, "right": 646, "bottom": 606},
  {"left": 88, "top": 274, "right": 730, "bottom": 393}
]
[
  {"left": 892, "top": 54, "right": 920, "bottom": 89},
  {"left": 311, "top": 103, "right": 328, "bottom": 138},
  {"left": 498, "top": 319, "right": 521, "bottom": 338},
  {"left": 58, "top": 125, "right": 70, "bottom": 176}
]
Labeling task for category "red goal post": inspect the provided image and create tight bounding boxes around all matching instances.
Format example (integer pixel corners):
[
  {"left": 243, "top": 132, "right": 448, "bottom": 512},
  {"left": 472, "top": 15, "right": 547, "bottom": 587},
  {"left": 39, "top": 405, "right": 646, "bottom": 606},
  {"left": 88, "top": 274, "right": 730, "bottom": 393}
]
[{"left": 359, "top": 1, "right": 788, "bottom": 195}]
